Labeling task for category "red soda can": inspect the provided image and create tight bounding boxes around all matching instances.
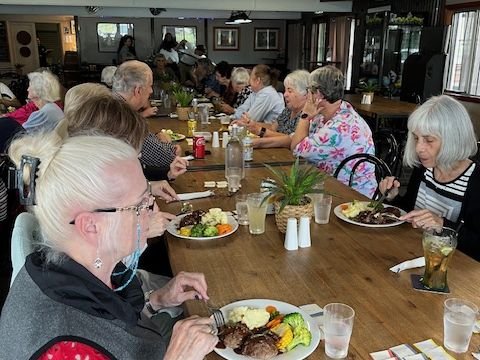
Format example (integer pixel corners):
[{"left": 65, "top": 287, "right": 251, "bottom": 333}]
[{"left": 193, "top": 135, "right": 205, "bottom": 159}]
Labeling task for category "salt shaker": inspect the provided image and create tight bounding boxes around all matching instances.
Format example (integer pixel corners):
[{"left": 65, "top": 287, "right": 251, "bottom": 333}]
[
  {"left": 284, "top": 218, "right": 298, "bottom": 251},
  {"left": 298, "top": 216, "right": 311, "bottom": 248}
]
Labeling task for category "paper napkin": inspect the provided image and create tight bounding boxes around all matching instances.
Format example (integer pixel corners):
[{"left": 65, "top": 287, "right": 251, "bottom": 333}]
[
  {"left": 299, "top": 304, "right": 324, "bottom": 339},
  {"left": 389, "top": 257, "right": 425, "bottom": 273},
  {"left": 181, "top": 155, "right": 194, "bottom": 161},
  {"left": 177, "top": 190, "right": 214, "bottom": 201}
]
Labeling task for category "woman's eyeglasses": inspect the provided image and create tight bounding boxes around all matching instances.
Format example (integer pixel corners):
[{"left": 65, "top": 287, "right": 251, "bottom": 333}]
[{"left": 69, "top": 184, "right": 154, "bottom": 225}]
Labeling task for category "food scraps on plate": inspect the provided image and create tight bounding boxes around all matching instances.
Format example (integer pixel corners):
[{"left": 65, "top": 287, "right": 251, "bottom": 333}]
[
  {"left": 177, "top": 208, "right": 233, "bottom": 238},
  {"left": 217, "top": 305, "right": 312, "bottom": 359}
]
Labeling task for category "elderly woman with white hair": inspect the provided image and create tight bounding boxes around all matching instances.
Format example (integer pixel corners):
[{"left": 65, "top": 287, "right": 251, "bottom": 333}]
[
  {"left": 379, "top": 95, "right": 480, "bottom": 261},
  {"left": 291, "top": 65, "right": 376, "bottom": 197},
  {"left": 219, "top": 67, "right": 252, "bottom": 114},
  {"left": 22, "top": 70, "right": 64, "bottom": 133},
  {"left": 0, "top": 132, "right": 218, "bottom": 359},
  {"left": 234, "top": 70, "right": 310, "bottom": 149}
]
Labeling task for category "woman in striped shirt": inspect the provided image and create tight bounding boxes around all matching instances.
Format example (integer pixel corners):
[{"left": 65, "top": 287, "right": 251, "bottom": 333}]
[{"left": 380, "top": 95, "right": 480, "bottom": 261}]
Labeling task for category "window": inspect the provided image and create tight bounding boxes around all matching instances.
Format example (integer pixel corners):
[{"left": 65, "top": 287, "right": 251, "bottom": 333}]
[
  {"left": 97, "top": 23, "right": 134, "bottom": 52},
  {"left": 445, "top": 11, "right": 480, "bottom": 96},
  {"left": 162, "top": 26, "right": 197, "bottom": 46}
]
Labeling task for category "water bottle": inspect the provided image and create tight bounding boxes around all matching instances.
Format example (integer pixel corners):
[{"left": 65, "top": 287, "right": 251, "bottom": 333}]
[
  {"left": 225, "top": 124, "right": 245, "bottom": 179},
  {"left": 243, "top": 136, "right": 253, "bottom": 162}
]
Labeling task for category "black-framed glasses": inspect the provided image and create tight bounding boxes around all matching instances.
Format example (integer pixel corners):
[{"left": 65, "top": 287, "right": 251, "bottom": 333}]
[{"left": 69, "top": 183, "right": 154, "bottom": 225}]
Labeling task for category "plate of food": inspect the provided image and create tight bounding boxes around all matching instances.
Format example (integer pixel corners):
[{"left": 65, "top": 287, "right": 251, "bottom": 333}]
[
  {"left": 159, "top": 129, "right": 186, "bottom": 142},
  {"left": 334, "top": 200, "right": 406, "bottom": 228},
  {"left": 167, "top": 208, "right": 238, "bottom": 240},
  {"left": 214, "top": 299, "right": 321, "bottom": 360}
]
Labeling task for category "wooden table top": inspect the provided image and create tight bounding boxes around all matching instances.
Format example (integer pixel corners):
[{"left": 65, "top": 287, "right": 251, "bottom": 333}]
[
  {"left": 161, "top": 166, "right": 480, "bottom": 360},
  {"left": 344, "top": 94, "right": 418, "bottom": 120},
  {"left": 148, "top": 117, "right": 297, "bottom": 171}
]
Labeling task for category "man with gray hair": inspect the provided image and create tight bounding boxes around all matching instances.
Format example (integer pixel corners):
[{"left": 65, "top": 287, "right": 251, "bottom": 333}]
[{"left": 112, "top": 60, "right": 184, "bottom": 175}]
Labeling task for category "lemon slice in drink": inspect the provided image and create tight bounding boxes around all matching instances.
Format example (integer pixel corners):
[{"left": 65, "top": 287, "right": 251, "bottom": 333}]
[{"left": 440, "top": 247, "right": 454, "bottom": 256}]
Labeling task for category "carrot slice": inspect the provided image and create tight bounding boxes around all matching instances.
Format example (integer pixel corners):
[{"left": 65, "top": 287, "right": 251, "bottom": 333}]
[{"left": 266, "top": 305, "right": 277, "bottom": 314}]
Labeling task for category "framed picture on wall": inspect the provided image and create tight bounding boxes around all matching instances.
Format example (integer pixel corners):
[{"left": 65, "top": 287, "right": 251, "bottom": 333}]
[
  {"left": 213, "top": 27, "right": 239, "bottom": 50},
  {"left": 254, "top": 28, "right": 279, "bottom": 50}
]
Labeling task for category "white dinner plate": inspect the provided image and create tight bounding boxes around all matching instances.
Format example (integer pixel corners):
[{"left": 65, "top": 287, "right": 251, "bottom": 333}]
[
  {"left": 214, "top": 299, "right": 321, "bottom": 360},
  {"left": 170, "top": 133, "right": 186, "bottom": 142},
  {"left": 334, "top": 201, "right": 406, "bottom": 228},
  {"left": 167, "top": 214, "right": 238, "bottom": 240}
]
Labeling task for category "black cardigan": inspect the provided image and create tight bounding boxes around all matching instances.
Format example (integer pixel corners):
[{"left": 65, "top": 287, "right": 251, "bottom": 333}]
[{"left": 391, "top": 163, "right": 480, "bottom": 262}]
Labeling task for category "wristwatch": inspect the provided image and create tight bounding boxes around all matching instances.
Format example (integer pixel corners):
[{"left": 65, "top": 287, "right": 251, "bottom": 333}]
[
  {"left": 301, "top": 112, "right": 311, "bottom": 120},
  {"left": 144, "top": 290, "right": 160, "bottom": 315},
  {"left": 259, "top": 127, "right": 267, "bottom": 138}
]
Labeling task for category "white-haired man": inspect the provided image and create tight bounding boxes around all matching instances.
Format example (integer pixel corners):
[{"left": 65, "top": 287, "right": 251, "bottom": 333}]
[{"left": 112, "top": 60, "right": 186, "bottom": 177}]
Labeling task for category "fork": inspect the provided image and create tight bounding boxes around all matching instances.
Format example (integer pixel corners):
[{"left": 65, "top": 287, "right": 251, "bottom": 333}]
[
  {"left": 209, "top": 306, "right": 226, "bottom": 329},
  {"left": 195, "top": 295, "right": 226, "bottom": 329}
]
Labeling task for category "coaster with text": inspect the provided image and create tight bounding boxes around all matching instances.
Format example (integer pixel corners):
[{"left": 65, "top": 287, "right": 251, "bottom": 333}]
[{"left": 411, "top": 274, "right": 450, "bottom": 294}]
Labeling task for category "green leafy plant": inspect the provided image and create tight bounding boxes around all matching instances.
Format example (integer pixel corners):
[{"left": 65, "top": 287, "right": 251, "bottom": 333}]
[
  {"left": 358, "top": 80, "right": 379, "bottom": 93},
  {"left": 262, "top": 158, "right": 326, "bottom": 213},
  {"left": 172, "top": 88, "right": 194, "bottom": 107}
]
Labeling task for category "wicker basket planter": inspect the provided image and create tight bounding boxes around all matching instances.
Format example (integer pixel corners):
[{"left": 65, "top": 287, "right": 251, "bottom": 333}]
[
  {"left": 177, "top": 106, "right": 191, "bottom": 121},
  {"left": 274, "top": 199, "right": 313, "bottom": 233}
]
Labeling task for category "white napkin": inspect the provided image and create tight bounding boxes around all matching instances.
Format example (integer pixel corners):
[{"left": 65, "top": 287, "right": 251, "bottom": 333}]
[
  {"left": 181, "top": 155, "right": 194, "bottom": 161},
  {"left": 177, "top": 190, "right": 214, "bottom": 201},
  {"left": 300, "top": 304, "right": 324, "bottom": 339},
  {"left": 473, "top": 352, "right": 480, "bottom": 360},
  {"left": 389, "top": 257, "right": 425, "bottom": 273}
]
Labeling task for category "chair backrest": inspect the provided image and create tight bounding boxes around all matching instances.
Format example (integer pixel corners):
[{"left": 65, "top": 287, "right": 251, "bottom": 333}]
[
  {"left": 374, "top": 130, "right": 400, "bottom": 175},
  {"left": 333, "top": 153, "right": 392, "bottom": 199},
  {"left": 10, "top": 212, "right": 40, "bottom": 286}
]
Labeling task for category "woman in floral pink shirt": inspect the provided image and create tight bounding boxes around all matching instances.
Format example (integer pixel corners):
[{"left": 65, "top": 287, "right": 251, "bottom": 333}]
[{"left": 291, "top": 66, "right": 377, "bottom": 198}]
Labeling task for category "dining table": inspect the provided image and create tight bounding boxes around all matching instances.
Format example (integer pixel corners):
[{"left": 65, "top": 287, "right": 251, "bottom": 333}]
[
  {"left": 147, "top": 116, "right": 298, "bottom": 171},
  {"left": 159, "top": 165, "right": 480, "bottom": 360},
  {"left": 344, "top": 94, "right": 418, "bottom": 132}
]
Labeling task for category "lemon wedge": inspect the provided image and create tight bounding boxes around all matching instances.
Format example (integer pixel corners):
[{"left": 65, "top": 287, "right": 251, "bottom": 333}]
[{"left": 440, "top": 247, "right": 454, "bottom": 256}]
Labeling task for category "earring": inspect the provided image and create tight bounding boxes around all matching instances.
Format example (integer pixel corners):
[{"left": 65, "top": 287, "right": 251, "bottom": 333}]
[{"left": 94, "top": 247, "right": 102, "bottom": 269}]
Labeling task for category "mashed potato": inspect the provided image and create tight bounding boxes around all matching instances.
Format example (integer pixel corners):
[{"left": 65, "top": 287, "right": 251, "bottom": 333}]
[
  {"left": 228, "top": 306, "right": 270, "bottom": 330},
  {"left": 341, "top": 200, "right": 370, "bottom": 218}
]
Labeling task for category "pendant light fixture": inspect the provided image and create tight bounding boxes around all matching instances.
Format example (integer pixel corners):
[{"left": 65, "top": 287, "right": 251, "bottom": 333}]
[{"left": 225, "top": 11, "right": 252, "bottom": 25}]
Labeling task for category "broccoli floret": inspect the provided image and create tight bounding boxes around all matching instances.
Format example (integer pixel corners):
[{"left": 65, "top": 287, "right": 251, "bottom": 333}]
[
  {"left": 190, "top": 224, "right": 206, "bottom": 237},
  {"left": 285, "top": 326, "right": 312, "bottom": 351},
  {"left": 283, "top": 312, "right": 305, "bottom": 330},
  {"left": 203, "top": 225, "right": 219, "bottom": 237}
]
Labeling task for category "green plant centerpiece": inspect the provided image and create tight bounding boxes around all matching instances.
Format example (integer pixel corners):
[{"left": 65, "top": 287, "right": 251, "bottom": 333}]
[
  {"left": 358, "top": 80, "right": 379, "bottom": 103},
  {"left": 172, "top": 88, "right": 194, "bottom": 120},
  {"left": 262, "top": 158, "right": 326, "bottom": 233}
]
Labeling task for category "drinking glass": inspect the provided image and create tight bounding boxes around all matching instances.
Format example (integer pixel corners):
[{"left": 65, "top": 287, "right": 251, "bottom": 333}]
[
  {"left": 163, "top": 94, "right": 171, "bottom": 110},
  {"left": 235, "top": 194, "right": 249, "bottom": 225},
  {"left": 444, "top": 298, "right": 478, "bottom": 353},
  {"left": 226, "top": 167, "right": 241, "bottom": 193},
  {"left": 199, "top": 105, "right": 209, "bottom": 125},
  {"left": 422, "top": 227, "right": 457, "bottom": 291},
  {"left": 324, "top": 303, "right": 355, "bottom": 359},
  {"left": 220, "top": 116, "right": 231, "bottom": 132},
  {"left": 247, "top": 193, "right": 268, "bottom": 235},
  {"left": 313, "top": 194, "right": 332, "bottom": 224}
]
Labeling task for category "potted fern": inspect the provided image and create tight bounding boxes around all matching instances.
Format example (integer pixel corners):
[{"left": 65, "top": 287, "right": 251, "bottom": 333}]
[
  {"left": 262, "top": 158, "right": 326, "bottom": 233},
  {"left": 172, "top": 88, "right": 194, "bottom": 120}
]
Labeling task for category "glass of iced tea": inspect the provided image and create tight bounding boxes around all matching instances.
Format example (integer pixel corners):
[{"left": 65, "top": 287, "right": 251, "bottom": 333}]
[{"left": 421, "top": 227, "right": 457, "bottom": 291}]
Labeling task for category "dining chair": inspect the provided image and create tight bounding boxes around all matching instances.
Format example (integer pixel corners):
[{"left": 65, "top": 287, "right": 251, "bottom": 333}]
[
  {"left": 10, "top": 212, "right": 40, "bottom": 286},
  {"left": 373, "top": 130, "right": 400, "bottom": 176},
  {"left": 333, "top": 153, "right": 392, "bottom": 199}
]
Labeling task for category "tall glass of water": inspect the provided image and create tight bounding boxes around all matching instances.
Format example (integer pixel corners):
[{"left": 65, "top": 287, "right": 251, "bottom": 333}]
[
  {"left": 324, "top": 303, "right": 355, "bottom": 359},
  {"left": 235, "top": 195, "right": 249, "bottom": 225},
  {"left": 246, "top": 193, "right": 268, "bottom": 234},
  {"left": 444, "top": 298, "right": 478, "bottom": 353}
]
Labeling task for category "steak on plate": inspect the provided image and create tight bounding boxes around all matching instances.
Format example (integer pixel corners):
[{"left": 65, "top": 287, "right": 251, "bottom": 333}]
[{"left": 241, "top": 333, "right": 279, "bottom": 360}]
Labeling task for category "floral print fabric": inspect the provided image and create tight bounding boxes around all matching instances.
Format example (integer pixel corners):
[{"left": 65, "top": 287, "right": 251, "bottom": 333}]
[{"left": 293, "top": 101, "right": 377, "bottom": 198}]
